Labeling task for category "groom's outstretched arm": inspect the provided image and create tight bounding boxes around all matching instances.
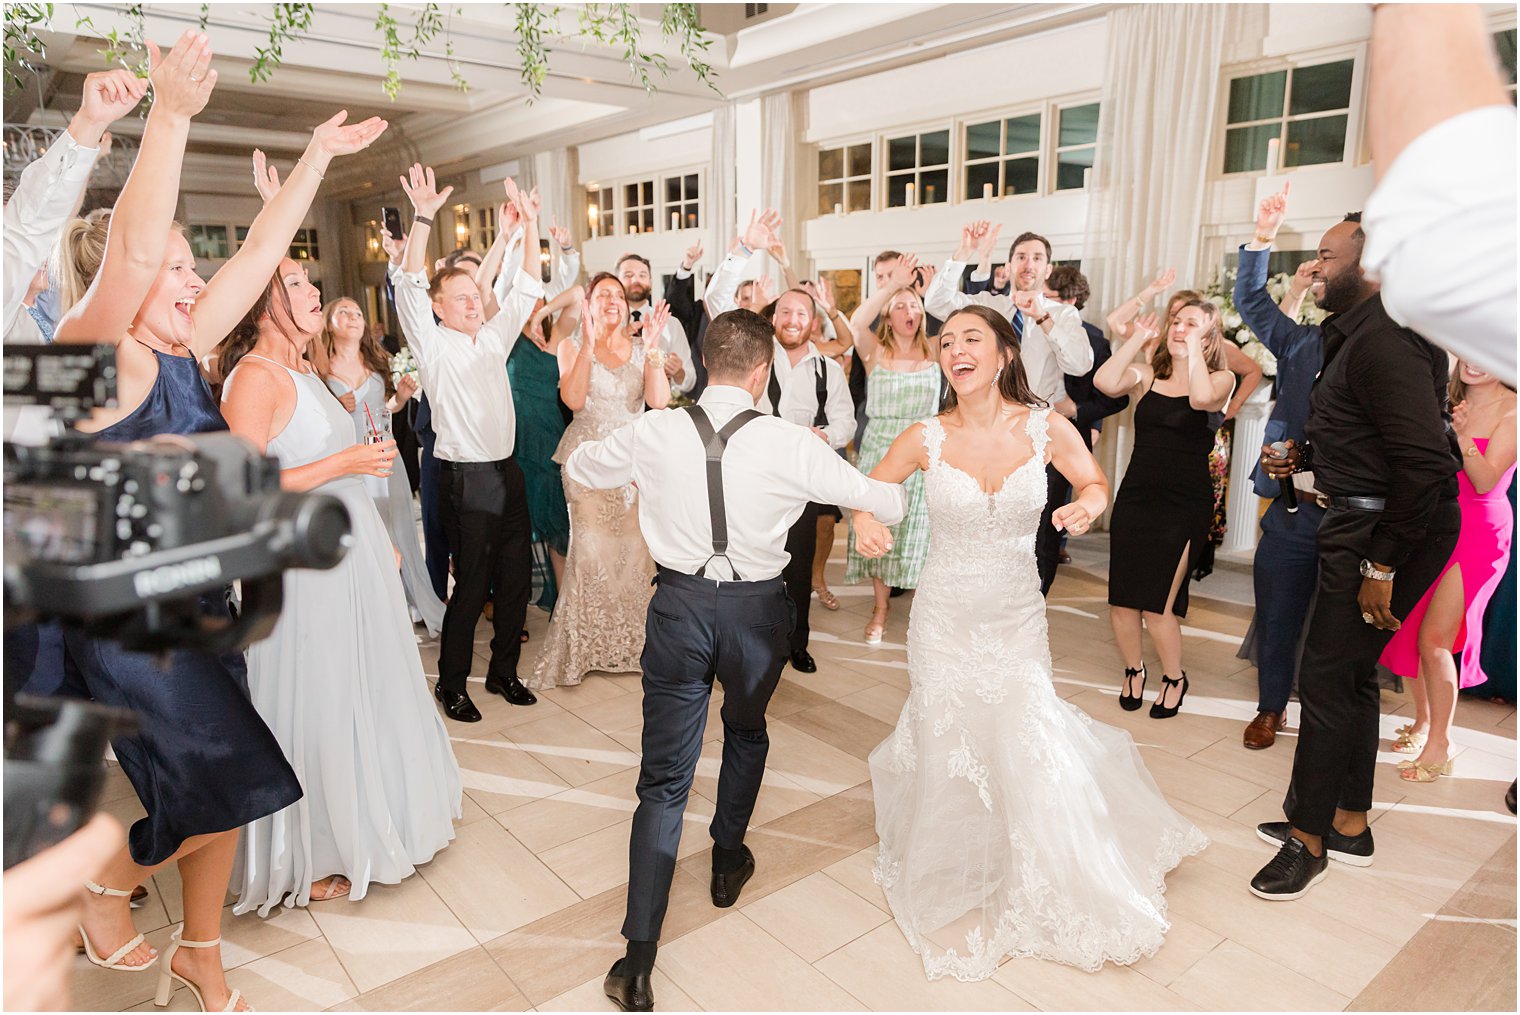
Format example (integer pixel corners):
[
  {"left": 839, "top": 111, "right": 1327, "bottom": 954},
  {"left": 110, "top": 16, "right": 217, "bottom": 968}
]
[
  {"left": 796, "top": 434, "right": 907, "bottom": 525},
  {"left": 564, "top": 420, "right": 637, "bottom": 489}
]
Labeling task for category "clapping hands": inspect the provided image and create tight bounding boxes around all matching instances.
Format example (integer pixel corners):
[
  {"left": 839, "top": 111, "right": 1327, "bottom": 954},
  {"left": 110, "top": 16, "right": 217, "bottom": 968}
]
[{"left": 639, "top": 300, "right": 672, "bottom": 352}]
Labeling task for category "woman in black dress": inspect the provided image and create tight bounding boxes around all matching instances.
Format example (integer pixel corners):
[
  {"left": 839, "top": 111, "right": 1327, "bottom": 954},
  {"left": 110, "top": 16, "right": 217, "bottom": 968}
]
[
  {"left": 52, "top": 31, "right": 385, "bottom": 1012},
  {"left": 1094, "top": 299, "right": 1235, "bottom": 719}
]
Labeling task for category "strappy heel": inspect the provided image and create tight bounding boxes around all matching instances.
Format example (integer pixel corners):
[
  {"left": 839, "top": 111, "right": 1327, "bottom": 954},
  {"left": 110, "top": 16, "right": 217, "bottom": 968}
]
[
  {"left": 1149, "top": 672, "right": 1189, "bottom": 719},
  {"left": 1118, "top": 664, "right": 1147, "bottom": 711},
  {"left": 80, "top": 880, "right": 158, "bottom": 971},
  {"left": 154, "top": 926, "right": 250, "bottom": 1011}
]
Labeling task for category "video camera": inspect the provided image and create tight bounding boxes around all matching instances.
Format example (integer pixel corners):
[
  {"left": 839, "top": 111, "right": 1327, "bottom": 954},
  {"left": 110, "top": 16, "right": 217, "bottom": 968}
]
[{"left": 3, "top": 344, "right": 352, "bottom": 868}]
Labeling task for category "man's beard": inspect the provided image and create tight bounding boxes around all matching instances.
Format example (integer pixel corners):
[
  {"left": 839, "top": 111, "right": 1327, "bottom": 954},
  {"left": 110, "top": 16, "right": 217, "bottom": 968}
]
[
  {"left": 1318, "top": 265, "right": 1365, "bottom": 314},
  {"left": 625, "top": 284, "right": 651, "bottom": 304}
]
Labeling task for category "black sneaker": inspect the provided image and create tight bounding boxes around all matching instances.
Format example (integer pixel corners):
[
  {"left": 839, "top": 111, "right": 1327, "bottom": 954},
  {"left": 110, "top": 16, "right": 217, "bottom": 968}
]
[
  {"left": 1249, "top": 835, "right": 1329, "bottom": 901},
  {"left": 1256, "top": 820, "right": 1374, "bottom": 867}
]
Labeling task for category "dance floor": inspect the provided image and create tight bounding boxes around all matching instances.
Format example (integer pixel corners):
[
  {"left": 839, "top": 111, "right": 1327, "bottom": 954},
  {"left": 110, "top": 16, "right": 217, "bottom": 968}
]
[{"left": 74, "top": 541, "right": 1517, "bottom": 1012}]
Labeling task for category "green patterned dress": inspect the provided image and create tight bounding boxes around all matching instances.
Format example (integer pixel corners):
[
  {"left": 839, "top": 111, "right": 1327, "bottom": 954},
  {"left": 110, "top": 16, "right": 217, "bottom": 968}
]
[{"left": 844, "top": 364, "right": 941, "bottom": 589}]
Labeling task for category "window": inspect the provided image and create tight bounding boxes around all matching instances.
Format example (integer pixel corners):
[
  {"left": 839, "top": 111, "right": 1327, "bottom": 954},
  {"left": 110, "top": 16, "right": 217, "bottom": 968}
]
[
  {"left": 817, "top": 142, "right": 872, "bottom": 215},
  {"left": 1222, "top": 58, "right": 1354, "bottom": 173},
  {"left": 1497, "top": 29, "right": 1517, "bottom": 102},
  {"left": 586, "top": 185, "right": 615, "bottom": 239},
  {"left": 623, "top": 179, "right": 655, "bottom": 235},
  {"left": 475, "top": 206, "right": 497, "bottom": 247},
  {"left": 663, "top": 173, "right": 700, "bottom": 230},
  {"left": 188, "top": 224, "right": 228, "bottom": 259},
  {"left": 885, "top": 129, "right": 950, "bottom": 207},
  {"left": 1054, "top": 102, "right": 1099, "bottom": 191},
  {"left": 964, "top": 114, "right": 1039, "bottom": 200},
  {"left": 288, "top": 228, "right": 320, "bottom": 261}
]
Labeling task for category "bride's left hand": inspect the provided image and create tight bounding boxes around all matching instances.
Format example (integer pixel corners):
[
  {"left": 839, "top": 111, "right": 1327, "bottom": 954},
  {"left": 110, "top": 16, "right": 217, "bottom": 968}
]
[
  {"left": 1051, "top": 502, "right": 1093, "bottom": 536},
  {"left": 853, "top": 512, "right": 893, "bottom": 558}
]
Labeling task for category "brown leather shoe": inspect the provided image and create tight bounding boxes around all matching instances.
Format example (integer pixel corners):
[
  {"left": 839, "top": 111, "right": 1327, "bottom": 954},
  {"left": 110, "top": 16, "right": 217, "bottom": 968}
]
[{"left": 1243, "top": 711, "right": 1287, "bottom": 750}]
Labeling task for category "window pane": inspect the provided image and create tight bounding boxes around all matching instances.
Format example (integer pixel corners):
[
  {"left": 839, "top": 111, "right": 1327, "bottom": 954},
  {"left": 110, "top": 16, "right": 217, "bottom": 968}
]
[
  {"left": 919, "top": 168, "right": 948, "bottom": 204},
  {"left": 1227, "top": 70, "right": 1286, "bottom": 123},
  {"left": 624, "top": 183, "right": 640, "bottom": 207},
  {"left": 665, "top": 176, "right": 682, "bottom": 205},
  {"left": 1056, "top": 147, "right": 1094, "bottom": 191},
  {"left": 1289, "top": 59, "right": 1353, "bottom": 115},
  {"left": 1058, "top": 103, "right": 1100, "bottom": 147},
  {"left": 846, "top": 178, "right": 871, "bottom": 212},
  {"left": 847, "top": 143, "right": 872, "bottom": 177},
  {"left": 966, "top": 120, "right": 1001, "bottom": 161},
  {"left": 641, "top": 208, "right": 654, "bottom": 233},
  {"left": 818, "top": 182, "right": 843, "bottom": 216},
  {"left": 1284, "top": 114, "right": 1348, "bottom": 167},
  {"left": 685, "top": 174, "right": 699, "bottom": 199},
  {"left": 920, "top": 130, "right": 950, "bottom": 168},
  {"left": 1223, "top": 123, "right": 1279, "bottom": 173},
  {"left": 190, "top": 226, "right": 228, "bottom": 259},
  {"left": 966, "top": 161, "right": 999, "bottom": 200},
  {"left": 818, "top": 146, "right": 843, "bottom": 181},
  {"left": 624, "top": 209, "right": 640, "bottom": 234},
  {"left": 886, "top": 173, "right": 912, "bottom": 207},
  {"left": 1004, "top": 156, "right": 1038, "bottom": 197},
  {"left": 887, "top": 136, "right": 916, "bottom": 172},
  {"left": 1496, "top": 29, "right": 1516, "bottom": 85},
  {"left": 641, "top": 181, "right": 654, "bottom": 204},
  {"left": 235, "top": 226, "right": 250, "bottom": 244},
  {"left": 684, "top": 205, "right": 700, "bottom": 229},
  {"left": 1005, "top": 113, "right": 1041, "bottom": 155}
]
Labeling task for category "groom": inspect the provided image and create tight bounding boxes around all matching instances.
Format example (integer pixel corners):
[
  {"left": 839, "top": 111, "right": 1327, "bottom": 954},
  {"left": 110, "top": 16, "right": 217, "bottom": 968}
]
[{"left": 564, "top": 309, "right": 906, "bottom": 1012}]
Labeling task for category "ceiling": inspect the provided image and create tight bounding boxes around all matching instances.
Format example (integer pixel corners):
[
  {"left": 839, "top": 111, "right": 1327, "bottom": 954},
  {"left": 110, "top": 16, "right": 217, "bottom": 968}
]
[{"left": 8, "top": 2, "right": 1110, "bottom": 197}]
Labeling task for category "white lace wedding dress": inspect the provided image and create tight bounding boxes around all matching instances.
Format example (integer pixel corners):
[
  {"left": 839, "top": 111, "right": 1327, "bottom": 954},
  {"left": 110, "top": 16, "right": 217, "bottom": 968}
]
[{"left": 870, "top": 409, "right": 1208, "bottom": 981}]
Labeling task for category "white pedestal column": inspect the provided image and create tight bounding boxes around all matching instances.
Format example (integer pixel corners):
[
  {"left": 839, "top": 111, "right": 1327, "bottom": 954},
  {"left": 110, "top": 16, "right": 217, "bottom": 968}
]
[{"left": 1221, "top": 385, "right": 1273, "bottom": 557}]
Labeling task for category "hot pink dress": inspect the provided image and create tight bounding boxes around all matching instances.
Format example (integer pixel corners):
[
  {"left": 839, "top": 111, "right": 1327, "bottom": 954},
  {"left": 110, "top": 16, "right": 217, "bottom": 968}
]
[{"left": 1380, "top": 437, "right": 1517, "bottom": 686}]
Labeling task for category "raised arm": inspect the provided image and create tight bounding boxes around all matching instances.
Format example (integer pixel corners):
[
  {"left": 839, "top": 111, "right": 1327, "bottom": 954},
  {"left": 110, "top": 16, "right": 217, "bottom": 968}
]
[
  {"left": 54, "top": 32, "right": 213, "bottom": 346},
  {"left": 475, "top": 197, "right": 518, "bottom": 319},
  {"left": 704, "top": 209, "right": 780, "bottom": 315},
  {"left": 546, "top": 218, "right": 582, "bottom": 299},
  {"left": 766, "top": 237, "right": 802, "bottom": 293},
  {"left": 1234, "top": 182, "right": 1322, "bottom": 365},
  {"left": 1186, "top": 336, "right": 1235, "bottom": 413},
  {"left": 1105, "top": 267, "right": 1175, "bottom": 342},
  {"left": 849, "top": 254, "right": 918, "bottom": 365},
  {"left": 191, "top": 111, "right": 386, "bottom": 357},
  {"left": 1221, "top": 340, "right": 1263, "bottom": 420},
  {"left": 639, "top": 301, "right": 674, "bottom": 409},
  {"left": 1094, "top": 314, "right": 1158, "bottom": 397}
]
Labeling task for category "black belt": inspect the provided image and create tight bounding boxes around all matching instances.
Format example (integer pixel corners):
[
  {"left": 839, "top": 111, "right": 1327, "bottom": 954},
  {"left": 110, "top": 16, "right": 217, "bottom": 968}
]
[
  {"left": 438, "top": 456, "right": 512, "bottom": 472},
  {"left": 1317, "top": 494, "right": 1387, "bottom": 511}
]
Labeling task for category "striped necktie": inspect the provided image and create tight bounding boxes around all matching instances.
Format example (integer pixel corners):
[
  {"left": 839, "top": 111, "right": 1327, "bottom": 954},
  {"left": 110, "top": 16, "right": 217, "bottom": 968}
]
[{"left": 1011, "top": 308, "right": 1024, "bottom": 341}]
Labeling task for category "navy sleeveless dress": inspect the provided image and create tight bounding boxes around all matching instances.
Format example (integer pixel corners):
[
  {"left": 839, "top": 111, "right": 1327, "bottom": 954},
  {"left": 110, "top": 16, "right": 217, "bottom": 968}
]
[{"left": 62, "top": 350, "right": 303, "bottom": 865}]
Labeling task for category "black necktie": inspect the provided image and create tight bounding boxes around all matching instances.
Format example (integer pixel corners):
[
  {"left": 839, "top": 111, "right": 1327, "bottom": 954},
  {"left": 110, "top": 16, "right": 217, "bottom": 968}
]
[{"left": 631, "top": 309, "right": 643, "bottom": 323}]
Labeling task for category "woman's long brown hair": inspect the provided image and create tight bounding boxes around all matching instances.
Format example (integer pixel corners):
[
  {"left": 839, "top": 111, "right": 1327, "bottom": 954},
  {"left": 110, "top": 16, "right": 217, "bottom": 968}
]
[{"left": 1150, "top": 299, "right": 1228, "bottom": 380}]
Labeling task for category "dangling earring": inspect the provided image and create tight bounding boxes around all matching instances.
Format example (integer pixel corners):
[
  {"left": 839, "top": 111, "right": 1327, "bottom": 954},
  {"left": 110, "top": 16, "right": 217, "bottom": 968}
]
[{"left": 991, "top": 364, "right": 1004, "bottom": 386}]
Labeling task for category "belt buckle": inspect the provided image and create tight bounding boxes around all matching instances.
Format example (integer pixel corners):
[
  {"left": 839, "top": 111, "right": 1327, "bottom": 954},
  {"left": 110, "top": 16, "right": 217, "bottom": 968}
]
[{"left": 1313, "top": 493, "right": 1331, "bottom": 510}]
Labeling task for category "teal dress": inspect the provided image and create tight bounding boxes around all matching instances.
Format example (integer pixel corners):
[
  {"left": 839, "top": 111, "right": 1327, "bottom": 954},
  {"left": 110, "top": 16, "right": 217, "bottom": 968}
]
[
  {"left": 845, "top": 364, "right": 941, "bottom": 589},
  {"left": 508, "top": 338, "right": 571, "bottom": 609}
]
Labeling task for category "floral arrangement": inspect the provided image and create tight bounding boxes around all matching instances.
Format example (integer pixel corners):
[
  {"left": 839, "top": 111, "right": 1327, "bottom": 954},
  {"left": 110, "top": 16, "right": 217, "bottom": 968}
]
[
  {"left": 1201, "top": 266, "right": 1328, "bottom": 378},
  {"left": 390, "top": 346, "right": 419, "bottom": 388}
]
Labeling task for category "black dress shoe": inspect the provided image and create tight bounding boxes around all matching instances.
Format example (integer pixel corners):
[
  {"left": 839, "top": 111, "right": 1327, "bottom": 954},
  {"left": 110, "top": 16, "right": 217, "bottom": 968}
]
[
  {"left": 434, "top": 684, "right": 482, "bottom": 723},
  {"left": 1257, "top": 820, "right": 1373, "bottom": 867},
  {"left": 603, "top": 960, "right": 654, "bottom": 1012},
  {"left": 789, "top": 649, "right": 817, "bottom": 673},
  {"left": 710, "top": 844, "right": 755, "bottom": 908},
  {"left": 1249, "top": 835, "right": 1328, "bottom": 901},
  {"left": 889, "top": 585, "right": 907, "bottom": 598},
  {"left": 1149, "top": 672, "right": 1189, "bottom": 718},
  {"left": 484, "top": 674, "right": 538, "bottom": 706}
]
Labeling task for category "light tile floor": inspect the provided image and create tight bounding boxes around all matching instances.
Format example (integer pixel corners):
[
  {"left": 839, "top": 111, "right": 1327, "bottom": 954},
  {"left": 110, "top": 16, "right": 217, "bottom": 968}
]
[{"left": 75, "top": 546, "right": 1517, "bottom": 1012}]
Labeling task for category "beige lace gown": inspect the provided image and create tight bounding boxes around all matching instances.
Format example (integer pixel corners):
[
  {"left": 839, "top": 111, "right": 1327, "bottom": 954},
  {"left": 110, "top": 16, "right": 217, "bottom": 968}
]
[{"left": 528, "top": 340, "right": 656, "bottom": 689}]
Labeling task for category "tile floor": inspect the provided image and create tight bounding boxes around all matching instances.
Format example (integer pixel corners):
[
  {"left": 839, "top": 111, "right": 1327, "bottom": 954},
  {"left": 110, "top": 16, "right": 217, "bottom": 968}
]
[{"left": 74, "top": 546, "right": 1517, "bottom": 1012}]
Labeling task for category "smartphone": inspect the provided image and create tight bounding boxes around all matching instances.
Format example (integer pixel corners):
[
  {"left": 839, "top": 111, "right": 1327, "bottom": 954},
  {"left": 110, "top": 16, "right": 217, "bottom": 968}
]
[{"left": 381, "top": 206, "right": 403, "bottom": 242}]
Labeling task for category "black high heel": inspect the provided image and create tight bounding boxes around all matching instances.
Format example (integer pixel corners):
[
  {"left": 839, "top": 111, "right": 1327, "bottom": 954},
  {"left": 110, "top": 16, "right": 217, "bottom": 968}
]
[
  {"left": 1150, "top": 672, "right": 1189, "bottom": 719},
  {"left": 1118, "top": 664, "right": 1147, "bottom": 711}
]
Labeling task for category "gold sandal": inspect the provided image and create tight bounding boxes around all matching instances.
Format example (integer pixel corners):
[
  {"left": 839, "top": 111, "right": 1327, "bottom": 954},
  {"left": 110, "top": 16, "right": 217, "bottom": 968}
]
[
  {"left": 1392, "top": 724, "right": 1427, "bottom": 754},
  {"left": 812, "top": 585, "right": 840, "bottom": 611},
  {"left": 864, "top": 607, "right": 888, "bottom": 646},
  {"left": 1400, "top": 759, "right": 1453, "bottom": 783}
]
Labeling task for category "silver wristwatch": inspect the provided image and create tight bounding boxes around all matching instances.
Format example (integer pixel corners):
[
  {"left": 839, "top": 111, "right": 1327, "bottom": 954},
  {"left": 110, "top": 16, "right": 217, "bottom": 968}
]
[{"left": 1359, "top": 559, "right": 1395, "bottom": 582}]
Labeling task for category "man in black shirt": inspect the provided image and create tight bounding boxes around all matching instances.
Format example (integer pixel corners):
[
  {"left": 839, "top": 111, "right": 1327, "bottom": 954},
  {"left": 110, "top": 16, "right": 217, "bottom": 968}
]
[{"left": 1248, "top": 216, "right": 1460, "bottom": 902}]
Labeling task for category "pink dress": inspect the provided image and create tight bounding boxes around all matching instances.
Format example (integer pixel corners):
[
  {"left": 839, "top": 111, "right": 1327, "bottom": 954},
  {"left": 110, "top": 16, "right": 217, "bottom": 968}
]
[{"left": 1380, "top": 437, "right": 1517, "bottom": 686}]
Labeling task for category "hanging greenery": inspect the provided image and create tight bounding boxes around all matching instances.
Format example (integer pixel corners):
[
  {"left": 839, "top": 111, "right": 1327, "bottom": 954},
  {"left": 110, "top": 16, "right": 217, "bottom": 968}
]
[{"left": 3, "top": 2, "right": 719, "bottom": 101}]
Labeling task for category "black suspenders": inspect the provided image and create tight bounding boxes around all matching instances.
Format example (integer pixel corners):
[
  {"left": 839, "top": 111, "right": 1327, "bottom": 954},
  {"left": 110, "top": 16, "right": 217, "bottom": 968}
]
[
  {"left": 766, "top": 358, "right": 830, "bottom": 428},
  {"left": 684, "top": 405, "right": 762, "bottom": 580}
]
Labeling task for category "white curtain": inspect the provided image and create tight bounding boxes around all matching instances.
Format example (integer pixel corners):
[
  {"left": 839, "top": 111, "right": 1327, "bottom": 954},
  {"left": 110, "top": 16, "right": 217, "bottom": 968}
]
[
  {"left": 534, "top": 147, "right": 578, "bottom": 245},
  {"left": 760, "top": 91, "right": 807, "bottom": 279},
  {"left": 1082, "top": 2, "right": 1229, "bottom": 504},
  {"left": 710, "top": 103, "right": 738, "bottom": 265}
]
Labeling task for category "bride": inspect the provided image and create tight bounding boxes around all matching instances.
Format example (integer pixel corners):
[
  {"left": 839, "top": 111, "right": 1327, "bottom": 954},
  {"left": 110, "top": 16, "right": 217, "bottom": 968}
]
[{"left": 853, "top": 305, "right": 1207, "bottom": 981}]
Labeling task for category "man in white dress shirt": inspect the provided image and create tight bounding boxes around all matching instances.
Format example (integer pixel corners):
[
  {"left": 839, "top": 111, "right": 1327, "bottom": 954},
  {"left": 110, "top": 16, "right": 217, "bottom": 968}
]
[
  {"left": 565, "top": 309, "right": 904, "bottom": 1012},
  {"left": 391, "top": 163, "right": 544, "bottom": 723},
  {"left": 924, "top": 225, "right": 1093, "bottom": 595},
  {"left": 616, "top": 253, "right": 695, "bottom": 395},
  {"left": 704, "top": 222, "right": 855, "bottom": 674}
]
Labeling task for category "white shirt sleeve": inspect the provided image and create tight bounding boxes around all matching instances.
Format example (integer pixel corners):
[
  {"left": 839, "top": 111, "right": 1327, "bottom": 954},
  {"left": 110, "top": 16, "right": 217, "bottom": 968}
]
[
  {"left": 485, "top": 266, "right": 545, "bottom": 355},
  {"left": 820, "top": 357, "right": 855, "bottom": 449},
  {"left": 3, "top": 131, "right": 98, "bottom": 336},
  {"left": 564, "top": 417, "right": 638, "bottom": 489},
  {"left": 493, "top": 226, "right": 527, "bottom": 309},
  {"left": 662, "top": 317, "right": 696, "bottom": 394},
  {"left": 923, "top": 258, "right": 1017, "bottom": 324},
  {"left": 389, "top": 265, "right": 444, "bottom": 366},
  {"left": 796, "top": 433, "right": 907, "bottom": 524},
  {"left": 1038, "top": 296, "right": 1094, "bottom": 375},
  {"left": 703, "top": 250, "right": 751, "bottom": 316},
  {"left": 1363, "top": 105, "right": 1518, "bottom": 386},
  {"left": 546, "top": 245, "right": 581, "bottom": 299}
]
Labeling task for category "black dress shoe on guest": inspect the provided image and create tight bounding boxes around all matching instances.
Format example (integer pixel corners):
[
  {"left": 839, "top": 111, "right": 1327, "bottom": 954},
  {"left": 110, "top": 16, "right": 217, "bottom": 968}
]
[
  {"left": 434, "top": 684, "right": 482, "bottom": 723},
  {"left": 484, "top": 674, "right": 538, "bottom": 706},
  {"left": 603, "top": 960, "right": 654, "bottom": 1012},
  {"left": 789, "top": 649, "right": 817, "bottom": 673},
  {"left": 710, "top": 844, "right": 755, "bottom": 908},
  {"left": 1256, "top": 821, "right": 1374, "bottom": 867},
  {"left": 1249, "top": 835, "right": 1329, "bottom": 901},
  {"left": 1149, "top": 672, "right": 1189, "bottom": 718},
  {"left": 889, "top": 585, "right": 907, "bottom": 598}
]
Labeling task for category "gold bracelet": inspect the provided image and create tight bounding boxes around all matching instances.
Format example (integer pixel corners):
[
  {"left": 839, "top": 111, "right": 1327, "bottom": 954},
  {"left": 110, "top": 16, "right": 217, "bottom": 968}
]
[
  {"left": 1254, "top": 234, "right": 1273, "bottom": 246},
  {"left": 646, "top": 348, "right": 667, "bottom": 369},
  {"left": 298, "top": 157, "right": 325, "bottom": 180}
]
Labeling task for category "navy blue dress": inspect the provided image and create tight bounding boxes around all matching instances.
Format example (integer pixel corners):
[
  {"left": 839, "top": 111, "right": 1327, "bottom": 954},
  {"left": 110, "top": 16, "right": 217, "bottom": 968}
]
[{"left": 62, "top": 350, "right": 302, "bottom": 865}]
